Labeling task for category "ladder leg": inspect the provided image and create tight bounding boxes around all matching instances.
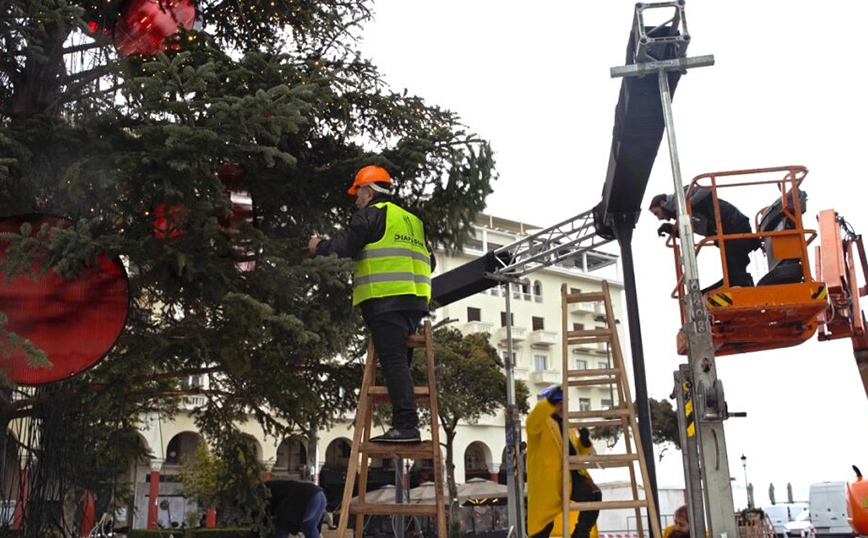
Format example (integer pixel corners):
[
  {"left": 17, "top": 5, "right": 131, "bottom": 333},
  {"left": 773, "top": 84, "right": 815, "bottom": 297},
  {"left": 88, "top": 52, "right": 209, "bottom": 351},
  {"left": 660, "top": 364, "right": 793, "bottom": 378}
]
[
  {"left": 423, "top": 321, "right": 447, "bottom": 538},
  {"left": 338, "top": 341, "right": 377, "bottom": 538}
]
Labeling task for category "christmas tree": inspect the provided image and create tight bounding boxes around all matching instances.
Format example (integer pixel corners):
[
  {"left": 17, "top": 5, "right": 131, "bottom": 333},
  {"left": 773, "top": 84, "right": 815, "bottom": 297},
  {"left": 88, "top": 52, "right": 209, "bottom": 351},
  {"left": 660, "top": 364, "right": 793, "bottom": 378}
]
[{"left": 0, "top": 0, "right": 494, "bottom": 530}]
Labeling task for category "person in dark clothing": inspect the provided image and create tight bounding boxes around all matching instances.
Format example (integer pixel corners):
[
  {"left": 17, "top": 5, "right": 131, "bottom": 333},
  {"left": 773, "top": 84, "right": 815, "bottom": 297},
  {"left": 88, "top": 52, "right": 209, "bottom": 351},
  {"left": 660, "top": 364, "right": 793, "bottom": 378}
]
[
  {"left": 266, "top": 479, "right": 327, "bottom": 538},
  {"left": 649, "top": 188, "right": 761, "bottom": 290},
  {"left": 308, "top": 165, "right": 433, "bottom": 443}
]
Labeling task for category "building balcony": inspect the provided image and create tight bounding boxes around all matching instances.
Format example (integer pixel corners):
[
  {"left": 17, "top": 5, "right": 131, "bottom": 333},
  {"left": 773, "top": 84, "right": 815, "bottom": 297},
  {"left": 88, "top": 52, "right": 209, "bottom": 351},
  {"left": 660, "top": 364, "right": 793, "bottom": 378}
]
[
  {"left": 495, "top": 325, "right": 527, "bottom": 344},
  {"left": 183, "top": 395, "right": 206, "bottom": 409},
  {"left": 528, "top": 329, "right": 558, "bottom": 347},
  {"left": 463, "top": 321, "right": 494, "bottom": 336},
  {"left": 513, "top": 367, "right": 529, "bottom": 380},
  {"left": 569, "top": 302, "right": 598, "bottom": 315},
  {"left": 529, "top": 370, "right": 562, "bottom": 386}
]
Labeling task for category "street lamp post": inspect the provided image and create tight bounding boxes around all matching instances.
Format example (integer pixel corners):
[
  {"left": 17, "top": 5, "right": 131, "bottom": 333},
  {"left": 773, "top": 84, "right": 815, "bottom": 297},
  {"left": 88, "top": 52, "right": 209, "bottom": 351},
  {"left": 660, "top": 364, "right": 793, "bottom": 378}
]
[{"left": 741, "top": 454, "right": 751, "bottom": 509}]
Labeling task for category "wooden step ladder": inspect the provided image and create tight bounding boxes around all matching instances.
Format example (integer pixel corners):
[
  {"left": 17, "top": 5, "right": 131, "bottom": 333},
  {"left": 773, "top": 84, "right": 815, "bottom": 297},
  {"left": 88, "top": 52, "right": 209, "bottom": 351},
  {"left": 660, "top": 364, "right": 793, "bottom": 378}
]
[
  {"left": 336, "top": 320, "right": 446, "bottom": 538},
  {"left": 560, "top": 282, "right": 661, "bottom": 538}
]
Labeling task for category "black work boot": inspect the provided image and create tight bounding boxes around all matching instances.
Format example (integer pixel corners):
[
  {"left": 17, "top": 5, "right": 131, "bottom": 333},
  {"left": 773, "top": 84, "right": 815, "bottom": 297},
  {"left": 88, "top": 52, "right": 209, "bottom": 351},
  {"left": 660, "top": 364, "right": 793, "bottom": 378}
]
[{"left": 370, "top": 427, "right": 421, "bottom": 443}]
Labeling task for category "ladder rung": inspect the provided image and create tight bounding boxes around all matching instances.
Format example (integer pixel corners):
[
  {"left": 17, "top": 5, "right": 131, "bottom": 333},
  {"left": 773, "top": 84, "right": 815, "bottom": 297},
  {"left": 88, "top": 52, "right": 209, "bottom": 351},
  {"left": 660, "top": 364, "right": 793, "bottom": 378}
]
[
  {"left": 565, "top": 291, "right": 607, "bottom": 304},
  {"left": 351, "top": 503, "right": 440, "bottom": 516},
  {"left": 367, "top": 386, "right": 431, "bottom": 400},
  {"left": 406, "top": 334, "right": 429, "bottom": 349},
  {"left": 567, "top": 408, "right": 629, "bottom": 420},
  {"left": 572, "top": 419, "right": 624, "bottom": 429},
  {"left": 566, "top": 336, "right": 611, "bottom": 346},
  {"left": 566, "top": 329, "right": 611, "bottom": 339},
  {"left": 360, "top": 440, "right": 438, "bottom": 459},
  {"left": 569, "top": 499, "right": 649, "bottom": 511},
  {"left": 569, "top": 453, "right": 638, "bottom": 467},
  {"left": 567, "top": 375, "right": 619, "bottom": 387},
  {"left": 568, "top": 368, "right": 620, "bottom": 378}
]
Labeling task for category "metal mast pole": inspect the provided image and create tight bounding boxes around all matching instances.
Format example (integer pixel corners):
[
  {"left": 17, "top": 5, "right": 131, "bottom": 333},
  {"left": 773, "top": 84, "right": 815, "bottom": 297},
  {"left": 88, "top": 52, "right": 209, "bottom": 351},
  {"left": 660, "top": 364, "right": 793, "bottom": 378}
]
[
  {"left": 610, "top": 3, "right": 737, "bottom": 537},
  {"left": 502, "top": 282, "right": 526, "bottom": 538}
]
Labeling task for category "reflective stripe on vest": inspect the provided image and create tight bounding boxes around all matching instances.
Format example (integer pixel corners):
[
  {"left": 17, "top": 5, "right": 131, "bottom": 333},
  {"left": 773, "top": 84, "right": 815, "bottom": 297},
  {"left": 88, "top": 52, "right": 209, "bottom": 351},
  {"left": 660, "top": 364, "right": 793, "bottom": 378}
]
[{"left": 353, "top": 202, "right": 432, "bottom": 306}]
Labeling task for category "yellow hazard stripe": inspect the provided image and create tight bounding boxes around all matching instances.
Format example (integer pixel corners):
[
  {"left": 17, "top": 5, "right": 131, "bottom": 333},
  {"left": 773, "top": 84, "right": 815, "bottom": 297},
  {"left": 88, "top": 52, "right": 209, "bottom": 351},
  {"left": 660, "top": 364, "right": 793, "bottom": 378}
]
[
  {"left": 706, "top": 292, "right": 734, "bottom": 309},
  {"left": 683, "top": 384, "right": 695, "bottom": 438},
  {"left": 812, "top": 285, "right": 828, "bottom": 300}
]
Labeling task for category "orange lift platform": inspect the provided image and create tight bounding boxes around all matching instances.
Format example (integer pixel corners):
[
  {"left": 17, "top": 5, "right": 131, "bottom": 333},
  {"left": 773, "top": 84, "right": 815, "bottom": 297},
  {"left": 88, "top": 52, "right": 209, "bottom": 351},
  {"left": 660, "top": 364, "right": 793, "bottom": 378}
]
[{"left": 667, "top": 166, "right": 868, "bottom": 398}]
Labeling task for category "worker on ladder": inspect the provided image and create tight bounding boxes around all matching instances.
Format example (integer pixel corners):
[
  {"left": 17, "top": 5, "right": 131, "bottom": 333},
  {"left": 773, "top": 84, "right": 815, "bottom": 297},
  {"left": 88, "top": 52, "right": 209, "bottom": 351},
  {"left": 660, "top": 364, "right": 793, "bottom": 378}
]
[
  {"left": 309, "top": 164, "right": 434, "bottom": 443},
  {"left": 526, "top": 385, "right": 601, "bottom": 538}
]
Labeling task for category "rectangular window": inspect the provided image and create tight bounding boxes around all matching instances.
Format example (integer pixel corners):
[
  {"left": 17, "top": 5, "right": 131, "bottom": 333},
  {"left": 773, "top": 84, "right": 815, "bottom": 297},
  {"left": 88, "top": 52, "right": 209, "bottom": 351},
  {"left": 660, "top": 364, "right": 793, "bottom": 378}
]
[
  {"left": 467, "top": 307, "right": 481, "bottom": 322},
  {"left": 501, "top": 351, "right": 517, "bottom": 366},
  {"left": 570, "top": 287, "right": 582, "bottom": 294},
  {"left": 579, "top": 398, "right": 591, "bottom": 412},
  {"left": 574, "top": 359, "right": 587, "bottom": 370},
  {"left": 573, "top": 323, "right": 585, "bottom": 331},
  {"left": 500, "top": 312, "right": 515, "bottom": 327},
  {"left": 597, "top": 361, "right": 609, "bottom": 369},
  {"left": 534, "top": 355, "right": 547, "bottom": 371},
  {"left": 532, "top": 316, "right": 545, "bottom": 331},
  {"left": 601, "top": 399, "right": 613, "bottom": 410}
]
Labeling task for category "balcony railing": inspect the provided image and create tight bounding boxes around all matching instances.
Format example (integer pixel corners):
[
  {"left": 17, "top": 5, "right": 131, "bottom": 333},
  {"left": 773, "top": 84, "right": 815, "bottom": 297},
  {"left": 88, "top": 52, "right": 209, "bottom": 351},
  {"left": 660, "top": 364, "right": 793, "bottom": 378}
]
[
  {"left": 495, "top": 325, "right": 527, "bottom": 344},
  {"left": 529, "top": 370, "right": 561, "bottom": 385},
  {"left": 528, "top": 329, "right": 557, "bottom": 347},
  {"left": 463, "top": 321, "right": 494, "bottom": 335}
]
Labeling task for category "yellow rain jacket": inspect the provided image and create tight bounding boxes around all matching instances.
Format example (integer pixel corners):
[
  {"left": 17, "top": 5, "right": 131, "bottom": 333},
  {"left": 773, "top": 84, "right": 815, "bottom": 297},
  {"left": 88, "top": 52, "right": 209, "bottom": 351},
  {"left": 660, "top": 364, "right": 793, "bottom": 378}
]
[{"left": 526, "top": 398, "right": 597, "bottom": 537}]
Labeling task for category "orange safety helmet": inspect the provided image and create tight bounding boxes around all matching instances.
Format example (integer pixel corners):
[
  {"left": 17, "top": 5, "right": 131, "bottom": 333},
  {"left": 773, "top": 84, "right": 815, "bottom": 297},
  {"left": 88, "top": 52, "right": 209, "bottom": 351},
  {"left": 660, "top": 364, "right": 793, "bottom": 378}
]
[{"left": 348, "top": 165, "right": 392, "bottom": 195}]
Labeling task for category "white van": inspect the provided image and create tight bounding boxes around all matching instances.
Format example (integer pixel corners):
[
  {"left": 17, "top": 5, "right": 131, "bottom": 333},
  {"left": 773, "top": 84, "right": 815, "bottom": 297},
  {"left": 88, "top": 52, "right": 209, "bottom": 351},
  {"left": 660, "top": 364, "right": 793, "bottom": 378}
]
[
  {"left": 764, "top": 503, "right": 809, "bottom": 537},
  {"left": 809, "top": 481, "right": 856, "bottom": 538}
]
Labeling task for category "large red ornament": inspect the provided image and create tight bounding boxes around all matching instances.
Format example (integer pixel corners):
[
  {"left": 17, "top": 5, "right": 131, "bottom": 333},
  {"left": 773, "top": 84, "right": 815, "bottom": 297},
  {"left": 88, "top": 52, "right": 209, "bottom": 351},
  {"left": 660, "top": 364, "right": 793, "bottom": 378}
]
[
  {"left": 114, "top": 0, "right": 199, "bottom": 58},
  {"left": 0, "top": 215, "right": 130, "bottom": 385}
]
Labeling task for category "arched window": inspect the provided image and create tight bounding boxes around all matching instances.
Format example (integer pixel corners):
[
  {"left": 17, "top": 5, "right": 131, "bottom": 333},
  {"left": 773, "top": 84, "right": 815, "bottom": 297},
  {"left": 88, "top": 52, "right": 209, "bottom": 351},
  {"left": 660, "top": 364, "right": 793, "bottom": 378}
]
[{"left": 533, "top": 280, "right": 543, "bottom": 303}]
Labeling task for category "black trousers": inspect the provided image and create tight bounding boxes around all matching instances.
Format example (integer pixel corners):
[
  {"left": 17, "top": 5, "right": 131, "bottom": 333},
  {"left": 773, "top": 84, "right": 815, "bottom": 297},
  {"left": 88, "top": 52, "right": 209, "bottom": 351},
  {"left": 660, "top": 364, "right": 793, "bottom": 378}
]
[
  {"left": 366, "top": 310, "right": 423, "bottom": 430},
  {"left": 530, "top": 476, "right": 602, "bottom": 538}
]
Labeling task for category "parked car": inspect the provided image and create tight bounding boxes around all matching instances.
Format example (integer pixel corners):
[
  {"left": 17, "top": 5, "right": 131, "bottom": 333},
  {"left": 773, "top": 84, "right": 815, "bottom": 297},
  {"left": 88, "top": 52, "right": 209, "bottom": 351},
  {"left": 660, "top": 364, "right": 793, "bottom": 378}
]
[{"left": 786, "top": 509, "right": 814, "bottom": 538}]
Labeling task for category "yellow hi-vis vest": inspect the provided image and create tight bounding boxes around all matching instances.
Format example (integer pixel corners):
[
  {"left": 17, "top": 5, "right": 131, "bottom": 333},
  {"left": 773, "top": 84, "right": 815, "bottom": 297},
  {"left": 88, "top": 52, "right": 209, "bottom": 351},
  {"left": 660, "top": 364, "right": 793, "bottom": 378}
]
[{"left": 353, "top": 202, "right": 432, "bottom": 307}]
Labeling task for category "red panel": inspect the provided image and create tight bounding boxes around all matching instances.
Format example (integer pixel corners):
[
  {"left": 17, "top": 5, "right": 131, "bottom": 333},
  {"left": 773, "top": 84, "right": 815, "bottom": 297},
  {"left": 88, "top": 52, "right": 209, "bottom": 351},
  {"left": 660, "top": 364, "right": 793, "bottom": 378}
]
[{"left": 0, "top": 215, "right": 129, "bottom": 385}]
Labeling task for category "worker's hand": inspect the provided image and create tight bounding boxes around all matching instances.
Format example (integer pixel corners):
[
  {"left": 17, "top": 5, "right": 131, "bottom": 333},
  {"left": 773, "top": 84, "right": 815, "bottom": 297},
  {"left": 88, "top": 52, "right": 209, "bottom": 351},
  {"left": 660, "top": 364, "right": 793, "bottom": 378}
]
[
  {"left": 308, "top": 235, "right": 322, "bottom": 256},
  {"left": 657, "top": 222, "right": 675, "bottom": 237},
  {"left": 579, "top": 427, "right": 592, "bottom": 448}
]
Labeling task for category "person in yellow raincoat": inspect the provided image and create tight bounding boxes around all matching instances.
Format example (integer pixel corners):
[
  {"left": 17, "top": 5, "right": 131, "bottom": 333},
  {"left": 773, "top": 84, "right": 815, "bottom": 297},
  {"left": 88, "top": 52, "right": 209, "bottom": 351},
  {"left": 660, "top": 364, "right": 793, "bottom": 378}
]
[{"left": 526, "top": 385, "right": 601, "bottom": 538}]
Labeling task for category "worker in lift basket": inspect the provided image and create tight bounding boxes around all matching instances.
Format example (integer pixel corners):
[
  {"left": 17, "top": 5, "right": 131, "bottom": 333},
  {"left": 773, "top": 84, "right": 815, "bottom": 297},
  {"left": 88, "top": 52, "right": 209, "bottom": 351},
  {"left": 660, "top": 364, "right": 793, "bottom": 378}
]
[
  {"left": 526, "top": 385, "right": 601, "bottom": 538},
  {"left": 308, "top": 165, "right": 434, "bottom": 443},
  {"left": 649, "top": 188, "right": 761, "bottom": 291}
]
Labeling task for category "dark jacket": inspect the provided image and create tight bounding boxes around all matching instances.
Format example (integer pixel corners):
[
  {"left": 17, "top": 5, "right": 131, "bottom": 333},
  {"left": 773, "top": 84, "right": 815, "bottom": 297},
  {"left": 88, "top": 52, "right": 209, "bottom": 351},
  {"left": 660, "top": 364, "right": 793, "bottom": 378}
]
[
  {"left": 314, "top": 194, "right": 433, "bottom": 321},
  {"left": 663, "top": 187, "right": 755, "bottom": 237},
  {"left": 266, "top": 479, "right": 323, "bottom": 533}
]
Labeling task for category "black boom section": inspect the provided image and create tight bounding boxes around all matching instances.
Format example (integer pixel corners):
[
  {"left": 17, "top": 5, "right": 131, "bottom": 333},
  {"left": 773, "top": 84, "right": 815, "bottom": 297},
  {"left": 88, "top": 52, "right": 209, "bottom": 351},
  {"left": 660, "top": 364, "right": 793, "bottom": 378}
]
[
  {"left": 599, "top": 25, "right": 683, "bottom": 223},
  {"left": 431, "top": 251, "right": 509, "bottom": 308}
]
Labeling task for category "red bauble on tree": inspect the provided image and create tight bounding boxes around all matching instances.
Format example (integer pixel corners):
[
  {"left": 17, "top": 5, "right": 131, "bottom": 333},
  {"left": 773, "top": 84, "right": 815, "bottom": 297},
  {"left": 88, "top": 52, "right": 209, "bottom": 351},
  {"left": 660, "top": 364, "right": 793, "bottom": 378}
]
[
  {"left": 151, "top": 201, "right": 188, "bottom": 239},
  {"left": 114, "top": 0, "right": 199, "bottom": 58},
  {"left": 0, "top": 215, "right": 130, "bottom": 385}
]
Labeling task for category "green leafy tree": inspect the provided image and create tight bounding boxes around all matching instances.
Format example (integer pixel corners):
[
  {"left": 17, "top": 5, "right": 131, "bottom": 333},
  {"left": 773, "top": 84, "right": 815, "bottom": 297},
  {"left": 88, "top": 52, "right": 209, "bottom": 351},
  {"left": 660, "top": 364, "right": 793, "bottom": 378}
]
[
  {"left": 0, "top": 0, "right": 495, "bottom": 531},
  {"left": 419, "top": 326, "right": 530, "bottom": 524},
  {"left": 590, "top": 397, "right": 681, "bottom": 455}
]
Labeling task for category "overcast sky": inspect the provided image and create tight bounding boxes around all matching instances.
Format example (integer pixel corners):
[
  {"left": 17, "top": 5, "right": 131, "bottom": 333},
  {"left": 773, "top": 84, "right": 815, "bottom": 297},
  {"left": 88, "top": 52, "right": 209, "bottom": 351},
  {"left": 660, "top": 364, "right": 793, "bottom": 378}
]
[{"left": 359, "top": 0, "right": 868, "bottom": 508}]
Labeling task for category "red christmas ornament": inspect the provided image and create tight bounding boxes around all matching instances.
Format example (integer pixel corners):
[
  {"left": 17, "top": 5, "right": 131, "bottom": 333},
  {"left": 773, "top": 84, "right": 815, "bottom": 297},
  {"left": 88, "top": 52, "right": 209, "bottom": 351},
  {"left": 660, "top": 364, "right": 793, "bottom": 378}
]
[
  {"left": 152, "top": 201, "right": 188, "bottom": 239},
  {"left": 0, "top": 215, "right": 130, "bottom": 385},
  {"left": 114, "top": 0, "right": 199, "bottom": 58}
]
